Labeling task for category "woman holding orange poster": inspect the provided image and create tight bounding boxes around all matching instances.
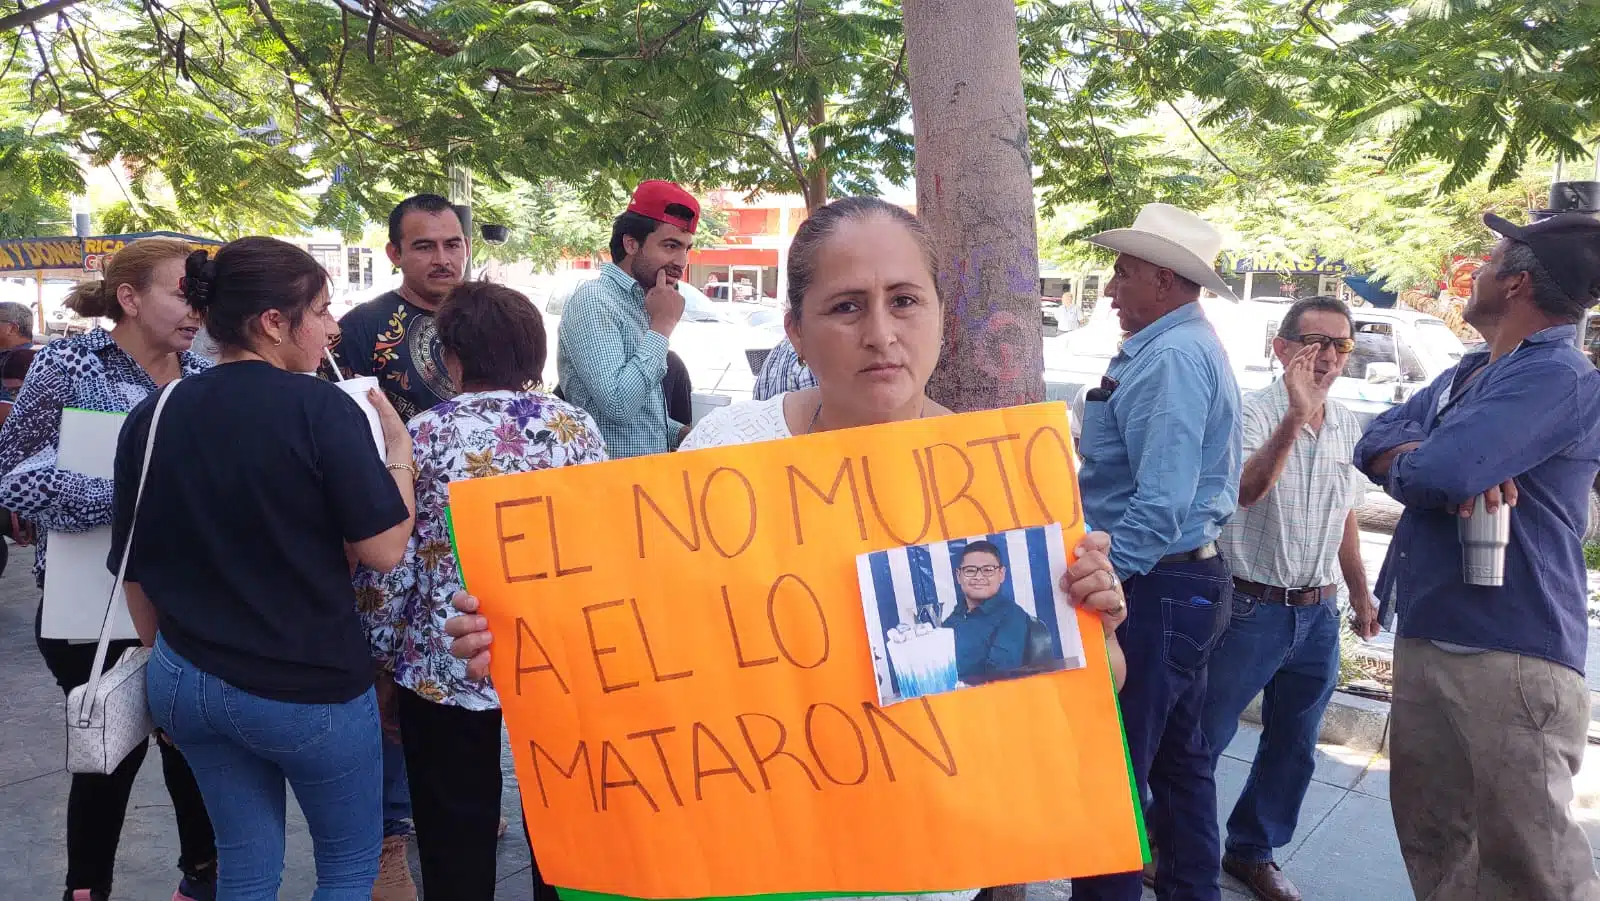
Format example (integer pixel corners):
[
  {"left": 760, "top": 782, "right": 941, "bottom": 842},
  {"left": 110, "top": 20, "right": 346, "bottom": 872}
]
[{"left": 445, "top": 197, "right": 1131, "bottom": 901}]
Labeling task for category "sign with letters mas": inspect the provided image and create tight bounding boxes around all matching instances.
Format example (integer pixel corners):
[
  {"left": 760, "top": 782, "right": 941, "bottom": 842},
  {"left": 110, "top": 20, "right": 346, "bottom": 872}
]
[{"left": 449, "top": 402, "right": 1143, "bottom": 900}]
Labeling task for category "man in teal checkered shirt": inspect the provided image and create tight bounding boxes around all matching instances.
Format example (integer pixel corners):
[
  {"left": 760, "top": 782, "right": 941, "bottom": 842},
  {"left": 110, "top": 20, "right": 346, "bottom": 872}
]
[{"left": 557, "top": 181, "right": 700, "bottom": 457}]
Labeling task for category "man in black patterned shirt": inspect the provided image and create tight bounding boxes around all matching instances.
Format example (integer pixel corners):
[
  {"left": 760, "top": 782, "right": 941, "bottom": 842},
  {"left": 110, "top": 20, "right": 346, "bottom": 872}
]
[
  {"left": 329, "top": 194, "right": 467, "bottom": 421},
  {"left": 327, "top": 193, "right": 471, "bottom": 901}
]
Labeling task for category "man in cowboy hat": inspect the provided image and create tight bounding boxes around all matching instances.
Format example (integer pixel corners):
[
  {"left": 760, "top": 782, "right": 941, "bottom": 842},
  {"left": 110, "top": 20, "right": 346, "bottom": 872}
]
[
  {"left": 1071, "top": 203, "right": 1242, "bottom": 901},
  {"left": 558, "top": 180, "right": 700, "bottom": 457},
  {"left": 1355, "top": 212, "right": 1600, "bottom": 901}
]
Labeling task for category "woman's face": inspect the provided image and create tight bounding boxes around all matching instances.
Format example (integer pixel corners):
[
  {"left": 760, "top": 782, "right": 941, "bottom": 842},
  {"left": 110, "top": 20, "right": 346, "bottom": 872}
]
[
  {"left": 123, "top": 257, "right": 201, "bottom": 353},
  {"left": 281, "top": 286, "right": 339, "bottom": 372},
  {"left": 787, "top": 216, "right": 942, "bottom": 420}
]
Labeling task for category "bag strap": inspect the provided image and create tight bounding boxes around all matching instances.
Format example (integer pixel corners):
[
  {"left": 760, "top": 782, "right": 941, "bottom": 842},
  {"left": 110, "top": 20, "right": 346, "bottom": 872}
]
[{"left": 75, "top": 378, "right": 181, "bottom": 726}]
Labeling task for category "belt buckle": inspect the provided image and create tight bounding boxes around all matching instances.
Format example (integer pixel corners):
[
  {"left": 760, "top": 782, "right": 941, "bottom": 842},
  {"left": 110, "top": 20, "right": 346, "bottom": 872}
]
[{"left": 1287, "top": 586, "right": 1323, "bottom": 607}]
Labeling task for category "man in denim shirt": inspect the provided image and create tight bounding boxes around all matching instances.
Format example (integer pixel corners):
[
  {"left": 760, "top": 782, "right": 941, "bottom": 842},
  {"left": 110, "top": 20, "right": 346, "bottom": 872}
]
[
  {"left": 1073, "top": 204, "right": 1242, "bottom": 901},
  {"left": 1354, "top": 213, "right": 1600, "bottom": 901}
]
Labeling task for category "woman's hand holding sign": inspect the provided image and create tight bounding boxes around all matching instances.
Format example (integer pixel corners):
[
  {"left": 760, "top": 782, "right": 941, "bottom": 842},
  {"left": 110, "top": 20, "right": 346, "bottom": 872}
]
[
  {"left": 445, "top": 591, "right": 493, "bottom": 681},
  {"left": 447, "top": 529, "right": 1130, "bottom": 690}
]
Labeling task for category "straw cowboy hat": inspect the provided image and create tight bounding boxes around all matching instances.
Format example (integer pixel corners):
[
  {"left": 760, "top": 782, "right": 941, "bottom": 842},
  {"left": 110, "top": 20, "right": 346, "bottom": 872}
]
[{"left": 1087, "top": 204, "right": 1239, "bottom": 301}]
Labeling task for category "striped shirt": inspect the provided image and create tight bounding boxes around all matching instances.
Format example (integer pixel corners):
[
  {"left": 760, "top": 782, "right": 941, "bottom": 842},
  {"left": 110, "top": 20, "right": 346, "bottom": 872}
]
[
  {"left": 556, "top": 263, "right": 685, "bottom": 458},
  {"left": 1219, "top": 378, "right": 1365, "bottom": 589},
  {"left": 752, "top": 336, "right": 817, "bottom": 400}
]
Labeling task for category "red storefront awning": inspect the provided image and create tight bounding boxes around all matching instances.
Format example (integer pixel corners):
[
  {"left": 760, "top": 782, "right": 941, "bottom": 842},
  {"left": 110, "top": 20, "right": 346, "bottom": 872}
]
[{"left": 689, "top": 247, "right": 779, "bottom": 267}]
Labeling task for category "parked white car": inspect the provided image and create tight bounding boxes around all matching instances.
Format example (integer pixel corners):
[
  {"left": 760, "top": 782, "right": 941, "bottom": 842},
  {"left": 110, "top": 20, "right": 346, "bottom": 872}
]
[{"left": 538, "top": 270, "right": 778, "bottom": 403}]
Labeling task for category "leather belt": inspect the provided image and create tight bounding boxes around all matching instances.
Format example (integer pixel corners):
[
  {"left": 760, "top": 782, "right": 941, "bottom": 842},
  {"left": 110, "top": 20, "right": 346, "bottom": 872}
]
[
  {"left": 1233, "top": 578, "right": 1337, "bottom": 607},
  {"left": 1158, "top": 542, "right": 1219, "bottom": 565}
]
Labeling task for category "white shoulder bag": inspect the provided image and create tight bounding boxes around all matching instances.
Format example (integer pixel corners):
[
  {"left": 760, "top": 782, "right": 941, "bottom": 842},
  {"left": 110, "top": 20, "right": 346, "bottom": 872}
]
[{"left": 65, "top": 378, "right": 181, "bottom": 775}]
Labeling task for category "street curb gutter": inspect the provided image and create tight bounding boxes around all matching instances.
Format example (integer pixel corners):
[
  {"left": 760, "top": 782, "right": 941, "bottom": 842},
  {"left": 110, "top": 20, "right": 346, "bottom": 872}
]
[{"left": 1241, "top": 689, "right": 1391, "bottom": 754}]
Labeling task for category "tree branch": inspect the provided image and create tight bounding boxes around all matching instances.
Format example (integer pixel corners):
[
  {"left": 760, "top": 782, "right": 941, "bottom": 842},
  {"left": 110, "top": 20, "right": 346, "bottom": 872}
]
[
  {"left": 63, "top": 22, "right": 101, "bottom": 89},
  {"left": 334, "top": 10, "right": 349, "bottom": 94},
  {"left": 24, "top": 19, "right": 66, "bottom": 110},
  {"left": 550, "top": 2, "right": 710, "bottom": 61},
  {"left": 646, "top": 3, "right": 709, "bottom": 56},
  {"left": 0, "top": 32, "right": 21, "bottom": 82},
  {"left": 1085, "top": 103, "right": 1116, "bottom": 185},
  {"left": 769, "top": 89, "right": 810, "bottom": 207},
  {"left": 253, "top": 0, "right": 316, "bottom": 73},
  {"left": 331, "top": 0, "right": 459, "bottom": 56},
  {"left": 1166, "top": 100, "right": 1240, "bottom": 178},
  {"left": 0, "top": 0, "right": 83, "bottom": 33},
  {"left": 487, "top": 67, "right": 567, "bottom": 94},
  {"left": 1299, "top": 0, "right": 1383, "bottom": 82},
  {"left": 792, "top": 0, "right": 801, "bottom": 67}
]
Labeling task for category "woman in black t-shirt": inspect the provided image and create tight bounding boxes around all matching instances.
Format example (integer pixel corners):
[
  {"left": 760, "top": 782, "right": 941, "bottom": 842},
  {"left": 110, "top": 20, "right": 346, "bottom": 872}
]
[{"left": 110, "top": 237, "right": 417, "bottom": 901}]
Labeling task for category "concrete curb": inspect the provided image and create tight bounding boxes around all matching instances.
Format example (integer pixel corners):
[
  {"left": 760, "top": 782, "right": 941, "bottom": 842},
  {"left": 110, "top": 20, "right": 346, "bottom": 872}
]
[{"left": 1241, "top": 688, "right": 1391, "bottom": 753}]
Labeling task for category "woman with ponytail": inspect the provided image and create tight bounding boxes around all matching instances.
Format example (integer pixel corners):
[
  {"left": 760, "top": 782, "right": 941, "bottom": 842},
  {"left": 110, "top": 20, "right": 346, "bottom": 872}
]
[
  {"left": 111, "top": 237, "right": 416, "bottom": 900},
  {"left": 0, "top": 237, "right": 218, "bottom": 901}
]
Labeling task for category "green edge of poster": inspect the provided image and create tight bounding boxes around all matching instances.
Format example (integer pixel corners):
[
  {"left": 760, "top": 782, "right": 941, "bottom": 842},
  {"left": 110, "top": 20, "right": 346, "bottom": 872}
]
[
  {"left": 444, "top": 504, "right": 464, "bottom": 592},
  {"left": 1111, "top": 635, "right": 1152, "bottom": 865},
  {"left": 63, "top": 407, "right": 127, "bottom": 417},
  {"left": 441, "top": 506, "right": 1148, "bottom": 900}
]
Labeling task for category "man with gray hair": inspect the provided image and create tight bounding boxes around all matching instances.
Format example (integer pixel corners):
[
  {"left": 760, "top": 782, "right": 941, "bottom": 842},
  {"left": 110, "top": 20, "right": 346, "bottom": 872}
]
[
  {"left": 0, "top": 301, "right": 33, "bottom": 344},
  {"left": 1201, "top": 296, "right": 1379, "bottom": 901},
  {"left": 1355, "top": 213, "right": 1600, "bottom": 900},
  {"left": 0, "top": 302, "right": 35, "bottom": 402}
]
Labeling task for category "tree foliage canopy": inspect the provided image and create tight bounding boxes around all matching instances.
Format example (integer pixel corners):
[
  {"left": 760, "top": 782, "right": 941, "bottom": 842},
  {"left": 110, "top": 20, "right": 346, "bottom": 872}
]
[{"left": 0, "top": 0, "right": 1593, "bottom": 282}]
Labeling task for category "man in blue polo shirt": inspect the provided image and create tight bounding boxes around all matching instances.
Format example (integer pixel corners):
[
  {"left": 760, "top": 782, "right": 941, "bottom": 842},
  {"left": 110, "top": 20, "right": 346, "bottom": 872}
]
[
  {"left": 1072, "top": 204, "right": 1242, "bottom": 901},
  {"left": 1355, "top": 212, "right": 1600, "bottom": 901}
]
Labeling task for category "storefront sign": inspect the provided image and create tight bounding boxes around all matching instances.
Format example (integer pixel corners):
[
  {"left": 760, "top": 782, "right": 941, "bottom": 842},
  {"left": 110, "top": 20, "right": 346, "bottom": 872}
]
[{"left": 0, "top": 237, "right": 84, "bottom": 272}]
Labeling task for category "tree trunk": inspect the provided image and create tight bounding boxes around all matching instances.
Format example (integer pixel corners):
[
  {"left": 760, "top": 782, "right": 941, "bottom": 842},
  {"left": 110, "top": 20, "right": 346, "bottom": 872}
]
[
  {"left": 805, "top": 98, "right": 829, "bottom": 213},
  {"left": 903, "top": 0, "right": 1042, "bottom": 412}
]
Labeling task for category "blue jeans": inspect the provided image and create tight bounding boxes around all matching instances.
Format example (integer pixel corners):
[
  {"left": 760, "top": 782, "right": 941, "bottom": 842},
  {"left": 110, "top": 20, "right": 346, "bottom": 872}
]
[
  {"left": 1073, "top": 556, "right": 1231, "bottom": 901},
  {"left": 146, "top": 636, "right": 383, "bottom": 901},
  {"left": 1200, "top": 586, "right": 1339, "bottom": 864}
]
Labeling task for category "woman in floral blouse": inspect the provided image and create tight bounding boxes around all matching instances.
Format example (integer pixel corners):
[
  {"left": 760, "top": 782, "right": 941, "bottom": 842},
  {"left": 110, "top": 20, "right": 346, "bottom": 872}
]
[
  {"left": 356, "top": 280, "right": 606, "bottom": 901},
  {"left": 0, "top": 238, "right": 218, "bottom": 901}
]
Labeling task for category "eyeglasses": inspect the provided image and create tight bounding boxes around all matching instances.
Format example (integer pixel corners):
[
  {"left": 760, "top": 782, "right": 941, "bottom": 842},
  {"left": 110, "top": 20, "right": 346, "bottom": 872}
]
[
  {"left": 1290, "top": 333, "right": 1356, "bottom": 353},
  {"left": 957, "top": 564, "right": 1002, "bottom": 578}
]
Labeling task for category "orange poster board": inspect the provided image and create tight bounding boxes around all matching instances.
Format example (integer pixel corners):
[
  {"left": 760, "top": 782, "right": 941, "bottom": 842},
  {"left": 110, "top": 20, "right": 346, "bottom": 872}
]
[{"left": 449, "top": 402, "right": 1141, "bottom": 899}]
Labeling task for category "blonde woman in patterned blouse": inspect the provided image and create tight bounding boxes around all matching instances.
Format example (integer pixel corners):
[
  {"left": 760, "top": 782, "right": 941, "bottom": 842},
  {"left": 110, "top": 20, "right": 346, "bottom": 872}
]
[
  {"left": 0, "top": 237, "right": 218, "bottom": 901},
  {"left": 355, "top": 280, "right": 606, "bottom": 901}
]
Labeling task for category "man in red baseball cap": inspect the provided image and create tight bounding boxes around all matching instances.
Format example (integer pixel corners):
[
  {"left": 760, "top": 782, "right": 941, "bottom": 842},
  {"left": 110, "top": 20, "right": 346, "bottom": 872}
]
[{"left": 557, "top": 180, "right": 701, "bottom": 457}]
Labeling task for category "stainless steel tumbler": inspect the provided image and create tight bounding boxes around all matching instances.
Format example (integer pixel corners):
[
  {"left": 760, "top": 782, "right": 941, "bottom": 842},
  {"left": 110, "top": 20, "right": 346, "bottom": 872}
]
[{"left": 1459, "top": 493, "right": 1511, "bottom": 587}]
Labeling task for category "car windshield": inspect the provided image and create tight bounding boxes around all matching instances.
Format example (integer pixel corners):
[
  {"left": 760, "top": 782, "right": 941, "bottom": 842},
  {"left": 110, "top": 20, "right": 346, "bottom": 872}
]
[
  {"left": 1413, "top": 319, "right": 1466, "bottom": 369},
  {"left": 680, "top": 284, "right": 736, "bottom": 322}
]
